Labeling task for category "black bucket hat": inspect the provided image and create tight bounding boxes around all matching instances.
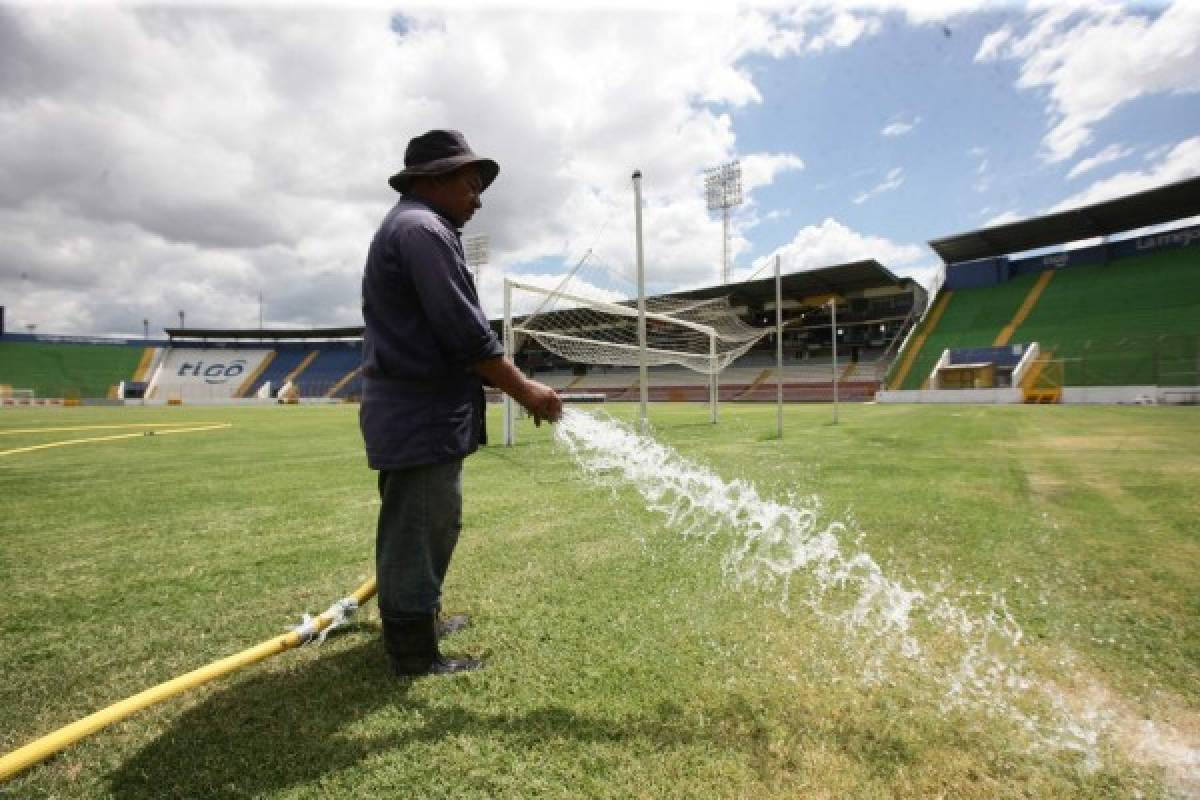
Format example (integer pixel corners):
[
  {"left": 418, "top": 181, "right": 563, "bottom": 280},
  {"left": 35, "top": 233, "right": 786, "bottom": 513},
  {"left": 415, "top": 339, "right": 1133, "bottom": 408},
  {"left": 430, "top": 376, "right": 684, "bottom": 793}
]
[{"left": 388, "top": 130, "right": 499, "bottom": 194}]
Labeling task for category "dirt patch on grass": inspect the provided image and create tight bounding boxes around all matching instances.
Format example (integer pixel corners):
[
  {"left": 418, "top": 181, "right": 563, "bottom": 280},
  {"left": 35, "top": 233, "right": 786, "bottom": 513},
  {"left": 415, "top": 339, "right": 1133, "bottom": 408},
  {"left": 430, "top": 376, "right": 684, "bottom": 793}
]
[
  {"left": 1042, "top": 435, "right": 1167, "bottom": 453},
  {"left": 1026, "top": 470, "right": 1068, "bottom": 501}
]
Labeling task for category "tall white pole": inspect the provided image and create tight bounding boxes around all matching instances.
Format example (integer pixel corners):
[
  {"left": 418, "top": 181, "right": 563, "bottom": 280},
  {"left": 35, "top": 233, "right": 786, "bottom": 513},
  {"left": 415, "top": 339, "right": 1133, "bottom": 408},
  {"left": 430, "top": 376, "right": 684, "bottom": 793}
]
[
  {"left": 721, "top": 208, "right": 729, "bottom": 284},
  {"left": 709, "top": 334, "right": 718, "bottom": 424},
  {"left": 775, "top": 254, "right": 783, "bottom": 438},
  {"left": 503, "top": 278, "right": 514, "bottom": 446},
  {"left": 633, "top": 170, "right": 648, "bottom": 433},
  {"left": 830, "top": 298, "right": 839, "bottom": 426}
]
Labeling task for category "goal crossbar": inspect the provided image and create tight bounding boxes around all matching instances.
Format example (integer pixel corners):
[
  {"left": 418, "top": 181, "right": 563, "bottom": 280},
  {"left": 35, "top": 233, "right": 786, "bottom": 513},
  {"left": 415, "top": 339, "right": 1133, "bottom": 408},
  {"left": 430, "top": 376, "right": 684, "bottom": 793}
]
[
  {"left": 506, "top": 278, "right": 717, "bottom": 339},
  {"left": 511, "top": 328, "right": 712, "bottom": 362}
]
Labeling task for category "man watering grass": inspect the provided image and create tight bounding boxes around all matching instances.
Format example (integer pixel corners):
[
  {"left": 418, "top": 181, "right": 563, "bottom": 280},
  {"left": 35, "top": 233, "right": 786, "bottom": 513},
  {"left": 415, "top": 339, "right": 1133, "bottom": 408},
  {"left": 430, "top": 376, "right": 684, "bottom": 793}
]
[{"left": 360, "top": 130, "right": 562, "bottom": 676}]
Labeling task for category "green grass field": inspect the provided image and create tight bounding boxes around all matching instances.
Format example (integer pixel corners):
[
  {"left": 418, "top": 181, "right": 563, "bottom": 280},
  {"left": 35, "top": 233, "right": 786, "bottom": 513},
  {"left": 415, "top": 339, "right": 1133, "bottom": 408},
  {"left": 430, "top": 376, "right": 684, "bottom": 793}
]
[{"left": 1, "top": 402, "right": 1197, "bottom": 799}]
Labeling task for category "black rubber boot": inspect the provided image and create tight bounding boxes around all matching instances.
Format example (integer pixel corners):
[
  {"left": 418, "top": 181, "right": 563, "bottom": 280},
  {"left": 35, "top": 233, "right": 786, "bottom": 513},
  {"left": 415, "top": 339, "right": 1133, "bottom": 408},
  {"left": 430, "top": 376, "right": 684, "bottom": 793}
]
[
  {"left": 437, "top": 613, "right": 470, "bottom": 639},
  {"left": 383, "top": 615, "right": 482, "bottom": 677}
]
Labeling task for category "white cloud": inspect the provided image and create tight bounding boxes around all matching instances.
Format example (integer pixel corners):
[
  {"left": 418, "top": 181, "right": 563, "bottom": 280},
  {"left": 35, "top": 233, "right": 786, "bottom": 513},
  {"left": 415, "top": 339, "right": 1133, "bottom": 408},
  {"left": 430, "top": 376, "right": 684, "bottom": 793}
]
[
  {"left": 738, "top": 217, "right": 927, "bottom": 281},
  {"left": 880, "top": 115, "right": 920, "bottom": 137},
  {"left": 981, "top": 210, "right": 1023, "bottom": 227},
  {"left": 973, "top": 136, "right": 1200, "bottom": 232},
  {"left": 974, "top": 26, "right": 1011, "bottom": 61},
  {"left": 497, "top": 271, "right": 628, "bottom": 319},
  {"left": 852, "top": 167, "right": 904, "bottom": 204},
  {"left": 1050, "top": 136, "right": 1200, "bottom": 211},
  {"left": 1066, "top": 143, "right": 1133, "bottom": 180},
  {"left": 977, "top": 1, "right": 1200, "bottom": 162},
  {"left": 841, "top": 0, "right": 999, "bottom": 24},
  {"left": 806, "top": 9, "right": 881, "bottom": 51},
  {"left": 739, "top": 152, "right": 806, "bottom": 193},
  {"left": 1, "top": 5, "right": 861, "bottom": 335}
]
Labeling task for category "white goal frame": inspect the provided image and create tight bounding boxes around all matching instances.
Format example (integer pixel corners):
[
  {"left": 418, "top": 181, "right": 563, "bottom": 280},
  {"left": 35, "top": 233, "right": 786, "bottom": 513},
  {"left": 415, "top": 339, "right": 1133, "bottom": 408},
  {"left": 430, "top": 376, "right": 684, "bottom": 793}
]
[{"left": 503, "top": 278, "right": 722, "bottom": 445}]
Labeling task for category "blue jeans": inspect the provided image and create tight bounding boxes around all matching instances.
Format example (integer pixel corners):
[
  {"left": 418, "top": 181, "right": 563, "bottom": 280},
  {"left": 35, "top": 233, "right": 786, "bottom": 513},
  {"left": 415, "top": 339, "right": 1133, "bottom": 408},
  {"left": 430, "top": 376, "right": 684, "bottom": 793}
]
[{"left": 375, "top": 459, "right": 463, "bottom": 620}]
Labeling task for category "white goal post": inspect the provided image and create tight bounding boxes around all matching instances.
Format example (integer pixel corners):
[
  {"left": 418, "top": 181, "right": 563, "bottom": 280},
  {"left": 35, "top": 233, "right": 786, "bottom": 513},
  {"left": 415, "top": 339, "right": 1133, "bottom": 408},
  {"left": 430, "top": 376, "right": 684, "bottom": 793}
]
[{"left": 502, "top": 277, "right": 772, "bottom": 444}]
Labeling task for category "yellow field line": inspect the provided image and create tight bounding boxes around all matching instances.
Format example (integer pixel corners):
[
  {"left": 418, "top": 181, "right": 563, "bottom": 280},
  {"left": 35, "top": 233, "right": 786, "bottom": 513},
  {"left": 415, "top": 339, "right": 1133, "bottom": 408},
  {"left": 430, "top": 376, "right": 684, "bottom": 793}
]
[
  {"left": 0, "top": 423, "right": 222, "bottom": 436},
  {"left": 0, "top": 424, "right": 231, "bottom": 458}
]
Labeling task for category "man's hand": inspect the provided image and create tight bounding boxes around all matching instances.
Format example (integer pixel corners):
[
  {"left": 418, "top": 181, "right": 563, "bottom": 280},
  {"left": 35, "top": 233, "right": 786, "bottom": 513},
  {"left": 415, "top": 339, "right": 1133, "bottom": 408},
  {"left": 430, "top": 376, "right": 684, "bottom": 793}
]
[
  {"left": 519, "top": 380, "right": 563, "bottom": 427},
  {"left": 470, "top": 356, "right": 563, "bottom": 426}
]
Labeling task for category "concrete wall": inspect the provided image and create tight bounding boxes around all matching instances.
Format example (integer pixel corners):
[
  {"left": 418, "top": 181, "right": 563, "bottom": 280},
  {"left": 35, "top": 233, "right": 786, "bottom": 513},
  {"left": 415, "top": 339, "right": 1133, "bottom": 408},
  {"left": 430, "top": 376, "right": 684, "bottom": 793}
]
[
  {"left": 876, "top": 388, "right": 1024, "bottom": 404},
  {"left": 1062, "top": 386, "right": 1200, "bottom": 405},
  {"left": 878, "top": 385, "right": 1200, "bottom": 404}
]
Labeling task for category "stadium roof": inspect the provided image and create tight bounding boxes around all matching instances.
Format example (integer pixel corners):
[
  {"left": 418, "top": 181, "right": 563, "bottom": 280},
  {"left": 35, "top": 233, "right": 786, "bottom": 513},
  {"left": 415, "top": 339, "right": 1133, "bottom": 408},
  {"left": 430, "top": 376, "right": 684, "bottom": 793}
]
[
  {"left": 658, "top": 258, "right": 915, "bottom": 308},
  {"left": 162, "top": 260, "right": 918, "bottom": 340},
  {"left": 928, "top": 175, "right": 1200, "bottom": 264},
  {"left": 164, "top": 326, "right": 365, "bottom": 341}
]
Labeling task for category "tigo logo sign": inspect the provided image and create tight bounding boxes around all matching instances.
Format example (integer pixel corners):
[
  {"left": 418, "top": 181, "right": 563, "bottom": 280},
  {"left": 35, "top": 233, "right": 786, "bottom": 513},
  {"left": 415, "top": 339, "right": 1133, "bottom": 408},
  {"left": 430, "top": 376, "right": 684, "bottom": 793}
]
[{"left": 176, "top": 359, "right": 247, "bottom": 385}]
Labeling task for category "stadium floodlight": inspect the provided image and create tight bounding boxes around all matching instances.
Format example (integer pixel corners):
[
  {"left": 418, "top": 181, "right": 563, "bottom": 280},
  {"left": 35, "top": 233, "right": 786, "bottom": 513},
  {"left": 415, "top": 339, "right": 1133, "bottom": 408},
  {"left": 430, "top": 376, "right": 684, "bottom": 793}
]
[
  {"left": 704, "top": 160, "right": 744, "bottom": 284},
  {"left": 464, "top": 233, "right": 489, "bottom": 287}
]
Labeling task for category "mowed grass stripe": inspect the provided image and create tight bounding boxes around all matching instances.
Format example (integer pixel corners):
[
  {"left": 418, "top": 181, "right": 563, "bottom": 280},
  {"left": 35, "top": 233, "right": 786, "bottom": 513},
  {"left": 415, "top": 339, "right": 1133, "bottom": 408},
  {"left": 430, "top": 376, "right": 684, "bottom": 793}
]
[{"left": 0, "top": 403, "right": 1196, "bottom": 799}]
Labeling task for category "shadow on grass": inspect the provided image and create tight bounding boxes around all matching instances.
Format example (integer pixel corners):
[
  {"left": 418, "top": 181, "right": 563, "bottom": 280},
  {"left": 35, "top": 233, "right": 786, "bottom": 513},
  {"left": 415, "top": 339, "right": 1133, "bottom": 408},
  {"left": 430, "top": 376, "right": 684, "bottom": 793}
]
[
  {"left": 107, "top": 630, "right": 922, "bottom": 798},
  {"left": 103, "top": 632, "right": 821, "bottom": 799}
]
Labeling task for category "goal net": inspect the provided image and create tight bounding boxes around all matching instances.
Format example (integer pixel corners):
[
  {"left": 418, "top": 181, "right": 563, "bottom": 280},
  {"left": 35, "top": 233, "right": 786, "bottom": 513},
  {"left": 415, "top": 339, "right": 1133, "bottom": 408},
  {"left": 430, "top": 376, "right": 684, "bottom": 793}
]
[
  {"left": 506, "top": 279, "right": 770, "bottom": 374},
  {"left": 502, "top": 278, "right": 775, "bottom": 442}
]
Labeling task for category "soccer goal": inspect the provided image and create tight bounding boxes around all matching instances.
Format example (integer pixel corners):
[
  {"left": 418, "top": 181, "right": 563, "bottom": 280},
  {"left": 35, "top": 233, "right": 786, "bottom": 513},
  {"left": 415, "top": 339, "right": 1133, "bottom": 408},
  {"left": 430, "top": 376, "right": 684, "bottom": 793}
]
[
  {"left": 0, "top": 387, "right": 35, "bottom": 405},
  {"left": 502, "top": 277, "right": 772, "bottom": 444}
]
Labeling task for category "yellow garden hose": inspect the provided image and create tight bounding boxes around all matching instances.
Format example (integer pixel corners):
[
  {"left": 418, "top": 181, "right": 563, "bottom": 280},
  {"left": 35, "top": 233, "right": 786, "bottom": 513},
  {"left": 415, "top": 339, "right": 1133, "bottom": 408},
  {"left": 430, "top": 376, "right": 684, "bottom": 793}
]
[{"left": 0, "top": 578, "right": 377, "bottom": 783}]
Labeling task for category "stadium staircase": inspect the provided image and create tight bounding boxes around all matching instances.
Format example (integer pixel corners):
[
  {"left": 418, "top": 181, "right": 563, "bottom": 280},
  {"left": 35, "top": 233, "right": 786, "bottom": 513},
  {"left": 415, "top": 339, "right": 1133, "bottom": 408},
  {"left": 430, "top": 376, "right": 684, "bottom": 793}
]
[
  {"left": 994, "top": 270, "right": 1055, "bottom": 346},
  {"left": 885, "top": 290, "right": 953, "bottom": 390},
  {"left": 242, "top": 348, "right": 316, "bottom": 398},
  {"left": 293, "top": 345, "right": 361, "bottom": 398},
  {"left": 731, "top": 368, "right": 773, "bottom": 400},
  {"left": 1020, "top": 348, "right": 1062, "bottom": 404}
]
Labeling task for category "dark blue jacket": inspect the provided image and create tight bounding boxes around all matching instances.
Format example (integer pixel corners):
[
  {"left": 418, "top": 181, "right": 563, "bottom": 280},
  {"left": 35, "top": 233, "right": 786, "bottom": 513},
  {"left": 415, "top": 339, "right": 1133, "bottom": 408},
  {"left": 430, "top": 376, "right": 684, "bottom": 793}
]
[{"left": 359, "top": 198, "right": 504, "bottom": 470}]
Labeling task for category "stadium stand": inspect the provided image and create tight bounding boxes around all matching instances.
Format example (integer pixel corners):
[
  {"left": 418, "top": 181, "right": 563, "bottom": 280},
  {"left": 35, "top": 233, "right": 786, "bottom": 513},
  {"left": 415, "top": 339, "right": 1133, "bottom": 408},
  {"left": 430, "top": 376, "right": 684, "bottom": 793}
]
[
  {"left": 1013, "top": 246, "right": 1200, "bottom": 387},
  {"left": 3, "top": 261, "right": 923, "bottom": 406},
  {"left": 146, "top": 347, "right": 275, "bottom": 402},
  {"left": 241, "top": 346, "right": 315, "bottom": 398},
  {"left": 291, "top": 343, "right": 361, "bottom": 398},
  {"left": 890, "top": 272, "right": 1043, "bottom": 390},
  {"left": 886, "top": 176, "right": 1200, "bottom": 403},
  {"left": 0, "top": 336, "right": 150, "bottom": 400}
]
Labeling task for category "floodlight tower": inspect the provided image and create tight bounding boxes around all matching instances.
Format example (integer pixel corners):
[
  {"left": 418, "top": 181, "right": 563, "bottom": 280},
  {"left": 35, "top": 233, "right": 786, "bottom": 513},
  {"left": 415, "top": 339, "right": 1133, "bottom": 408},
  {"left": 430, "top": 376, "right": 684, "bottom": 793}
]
[
  {"left": 464, "top": 233, "right": 489, "bottom": 289},
  {"left": 704, "top": 160, "right": 744, "bottom": 284}
]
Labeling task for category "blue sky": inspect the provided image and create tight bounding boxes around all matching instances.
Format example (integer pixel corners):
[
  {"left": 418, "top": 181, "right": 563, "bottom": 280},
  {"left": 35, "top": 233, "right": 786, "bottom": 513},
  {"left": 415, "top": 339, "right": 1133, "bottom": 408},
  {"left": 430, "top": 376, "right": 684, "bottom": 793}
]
[
  {"left": 1, "top": 1, "right": 1198, "bottom": 334},
  {"left": 730, "top": 5, "right": 1199, "bottom": 274}
]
